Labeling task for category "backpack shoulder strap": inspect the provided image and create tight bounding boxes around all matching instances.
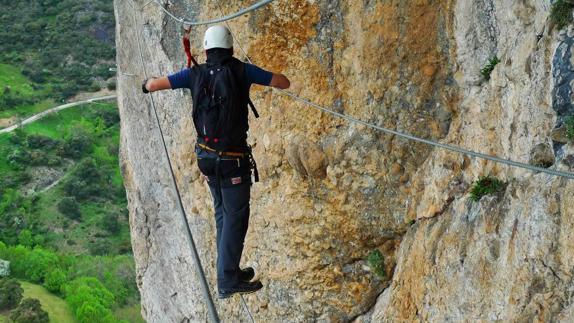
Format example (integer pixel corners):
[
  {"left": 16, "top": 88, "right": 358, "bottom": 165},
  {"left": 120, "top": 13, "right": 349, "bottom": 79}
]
[
  {"left": 228, "top": 59, "right": 260, "bottom": 119},
  {"left": 248, "top": 99, "right": 259, "bottom": 118}
]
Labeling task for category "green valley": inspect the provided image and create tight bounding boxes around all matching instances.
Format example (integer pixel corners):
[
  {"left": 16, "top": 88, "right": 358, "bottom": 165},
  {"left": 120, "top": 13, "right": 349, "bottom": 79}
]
[
  {"left": 0, "top": 103, "right": 143, "bottom": 322},
  {"left": 20, "top": 281, "right": 75, "bottom": 323},
  {"left": 0, "top": 0, "right": 144, "bottom": 322},
  {"left": 0, "top": 0, "right": 115, "bottom": 123}
]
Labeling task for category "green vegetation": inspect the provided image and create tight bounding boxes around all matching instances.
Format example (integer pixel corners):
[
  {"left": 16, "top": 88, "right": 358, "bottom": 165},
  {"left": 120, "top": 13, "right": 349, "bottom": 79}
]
[
  {"left": 566, "top": 116, "right": 574, "bottom": 142},
  {"left": 114, "top": 304, "right": 145, "bottom": 323},
  {"left": 64, "top": 277, "right": 115, "bottom": 322},
  {"left": 0, "top": 64, "right": 55, "bottom": 120},
  {"left": 366, "top": 249, "right": 386, "bottom": 280},
  {"left": 0, "top": 0, "right": 116, "bottom": 122},
  {"left": 20, "top": 281, "right": 75, "bottom": 323},
  {"left": 0, "top": 103, "right": 141, "bottom": 322},
  {"left": 0, "top": 1, "right": 115, "bottom": 101},
  {"left": 0, "top": 278, "right": 24, "bottom": 311},
  {"left": 0, "top": 103, "right": 128, "bottom": 255},
  {"left": 9, "top": 298, "right": 49, "bottom": 323},
  {"left": 57, "top": 198, "right": 82, "bottom": 221},
  {"left": 551, "top": 0, "right": 574, "bottom": 30},
  {"left": 0, "top": 279, "right": 60, "bottom": 323},
  {"left": 0, "top": 1, "right": 138, "bottom": 322},
  {"left": 480, "top": 56, "right": 501, "bottom": 81},
  {"left": 0, "top": 244, "right": 136, "bottom": 323},
  {"left": 469, "top": 176, "right": 505, "bottom": 202}
]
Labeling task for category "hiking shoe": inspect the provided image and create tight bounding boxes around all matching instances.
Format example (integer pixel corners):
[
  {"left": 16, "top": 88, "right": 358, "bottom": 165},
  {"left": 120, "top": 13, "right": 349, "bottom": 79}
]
[
  {"left": 239, "top": 267, "right": 255, "bottom": 282},
  {"left": 218, "top": 281, "right": 263, "bottom": 299}
]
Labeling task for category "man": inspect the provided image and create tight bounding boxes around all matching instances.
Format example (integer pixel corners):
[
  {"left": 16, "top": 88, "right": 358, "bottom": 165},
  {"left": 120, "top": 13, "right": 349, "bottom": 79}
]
[{"left": 142, "top": 25, "right": 290, "bottom": 299}]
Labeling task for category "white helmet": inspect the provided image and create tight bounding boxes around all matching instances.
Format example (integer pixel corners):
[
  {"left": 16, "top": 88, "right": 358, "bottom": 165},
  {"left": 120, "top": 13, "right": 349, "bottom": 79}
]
[{"left": 203, "top": 25, "right": 233, "bottom": 50}]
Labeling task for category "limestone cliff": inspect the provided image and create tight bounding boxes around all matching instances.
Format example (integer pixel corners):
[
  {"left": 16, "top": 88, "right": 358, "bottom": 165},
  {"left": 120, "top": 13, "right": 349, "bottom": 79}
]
[{"left": 114, "top": 0, "right": 574, "bottom": 321}]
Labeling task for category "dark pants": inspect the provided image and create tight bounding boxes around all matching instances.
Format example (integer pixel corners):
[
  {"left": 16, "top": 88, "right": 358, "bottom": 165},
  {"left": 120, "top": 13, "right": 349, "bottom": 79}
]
[
  {"left": 208, "top": 180, "right": 250, "bottom": 289},
  {"left": 196, "top": 146, "right": 252, "bottom": 289}
]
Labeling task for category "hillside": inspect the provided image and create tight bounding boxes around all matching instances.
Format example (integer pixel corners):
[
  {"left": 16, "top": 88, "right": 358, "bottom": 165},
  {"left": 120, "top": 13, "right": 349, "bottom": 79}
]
[
  {"left": 115, "top": 0, "right": 574, "bottom": 322},
  {"left": 19, "top": 280, "right": 75, "bottom": 323},
  {"left": 0, "top": 1, "right": 145, "bottom": 322},
  {"left": 0, "top": 102, "right": 145, "bottom": 322},
  {"left": 0, "top": 102, "right": 129, "bottom": 254},
  {"left": 0, "top": 0, "right": 115, "bottom": 123}
]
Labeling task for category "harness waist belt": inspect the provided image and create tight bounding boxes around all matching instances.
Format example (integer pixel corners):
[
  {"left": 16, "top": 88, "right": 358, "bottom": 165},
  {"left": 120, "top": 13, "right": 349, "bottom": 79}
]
[{"left": 197, "top": 143, "right": 249, "bottom": 158}]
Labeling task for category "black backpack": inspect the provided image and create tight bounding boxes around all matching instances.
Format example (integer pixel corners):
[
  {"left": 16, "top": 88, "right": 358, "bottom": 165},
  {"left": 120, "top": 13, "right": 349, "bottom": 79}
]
[{"left": 190, "top": 57, "right": 258, "bottom": 151}]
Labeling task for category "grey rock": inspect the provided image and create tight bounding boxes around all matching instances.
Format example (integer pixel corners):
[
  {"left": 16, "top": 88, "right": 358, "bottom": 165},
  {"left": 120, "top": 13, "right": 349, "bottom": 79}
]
[
  {"left": 552, "top": 126, "right": 570, "bottom": 143},
  {"left": 529, "top": 143, "right": 555, "bottom": 167},
  {"left": 562, "top": 154, "right": 574, "bottom": 167},
  {"left": 0, "top": 259, "right": 10, "bottom": 277},
  {"left": 115, "top": 0, "right": 573, "bottom": 322}
]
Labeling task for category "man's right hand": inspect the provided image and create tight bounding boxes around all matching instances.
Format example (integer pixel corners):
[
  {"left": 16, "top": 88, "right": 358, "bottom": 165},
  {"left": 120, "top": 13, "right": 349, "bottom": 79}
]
[
  {"left": 141, "top": 77, "right": 172, "bottom": 93},
  {"left": 142, "top": 79, "right": 150, "bottom": 93},
  {"left": 270, "top": 73, "right": 290, "bottom": 90}
]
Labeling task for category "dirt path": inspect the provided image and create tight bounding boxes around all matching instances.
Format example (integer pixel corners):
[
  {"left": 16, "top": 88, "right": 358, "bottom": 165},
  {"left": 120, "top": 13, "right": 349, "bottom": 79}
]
[{"left": 0, "top": 95, "right": 117, "bottom": 134}]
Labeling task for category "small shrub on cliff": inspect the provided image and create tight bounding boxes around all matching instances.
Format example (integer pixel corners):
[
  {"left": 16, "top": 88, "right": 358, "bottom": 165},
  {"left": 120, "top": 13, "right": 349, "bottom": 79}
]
[
  {"left": 551, "top": 0, "right": 574, "bottom": 30},
  {"left": 480, "top": 56, "right": 500, "bottom": 81},
  {"left": 566, "top": 116, "right": 574, "bottom": 141},
  {"left": 469, "top": 176, "right": 505, "bottom": 202},
  {"left": 367, "top": 250, "right": 386, "bottom": 279}
]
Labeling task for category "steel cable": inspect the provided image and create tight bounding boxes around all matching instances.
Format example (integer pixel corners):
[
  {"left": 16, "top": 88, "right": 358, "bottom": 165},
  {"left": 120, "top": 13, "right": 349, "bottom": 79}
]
[
  {"left": 239, "top": 294, "right": 256, "bottom": 323},
  {"left": 211, "top": 3, "right": 574, "bottom": 180},
  {"left": 150, "top": 0, "right": 275, "bottom": 26},
  {"left": 125, "top": 0, "right": 221, "bottom": 322},
  {"left": 123, "top": 0, "right": 574, "bottom": 320}
]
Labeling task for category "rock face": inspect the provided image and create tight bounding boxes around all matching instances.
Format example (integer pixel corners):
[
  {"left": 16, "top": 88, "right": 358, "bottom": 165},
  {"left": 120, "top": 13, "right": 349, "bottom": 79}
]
[
  {"left": 0, "top": 259, "right": 9, "bottom": 277},
  {"left": 114, "top": 0, "right": 574, "bottom": 322}
]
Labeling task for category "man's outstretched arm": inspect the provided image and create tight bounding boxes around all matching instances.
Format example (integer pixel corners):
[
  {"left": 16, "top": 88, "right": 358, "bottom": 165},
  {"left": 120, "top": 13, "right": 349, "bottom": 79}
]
[
  {"left": 269, "top": 73, "right": 290, "bottom": 90},
  {"left": 142, "top": 77, "right": 172, "bottom": 93}
]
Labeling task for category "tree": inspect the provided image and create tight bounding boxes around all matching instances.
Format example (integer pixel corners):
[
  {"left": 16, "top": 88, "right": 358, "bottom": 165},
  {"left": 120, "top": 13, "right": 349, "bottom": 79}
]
[
  {"left": 26, "top": 135, "right": 61, "bottom": 150},
  {"left": 76, "top": 301, "right": 116, "bottom": 323},
  {"left": 2, "top": 245, "right": 30, "bottom": 278},
  {"left": 23, "top": 247, "right": 59, "bottom": 283},
  {"left": 0, "top": 278, "right": 23, "bottom": 310},
  {"left": 64, "top": 277, "right": 115, "bottom": 321},
  {"left": 44, "top": 268, "right": 67, "bottom": 294},
  {"left": 89, "top": 240, "right": 112, "bottom": 256},
  {"left": 33, "top": 234, "right": 45, "bottom": 247},
  {"left": 101, "top": 213, "right": 120, "bottom": 234},
  {"left": 18, "top": 229, "right": 34, "bottom": 248},
  {"left": 63, "top": 158, "right": 108, "bottom": 201},
  {"left": 8, "top": 128, "right": 26, "bottom": 146},
  {"left": 10, "top": 298, "right": 49, "bottom": 323},
  {"left": 57, "top": 197, "right": 81, "bottom": 220},
  {"left": 7, "top": 148, "right": 31, "bottom": 169},
  {"left": 62, "top": 126, "right": 93, "bottom": 159},
  {"left": 0, "top": 189, "right": 20, "bottom": 214}
]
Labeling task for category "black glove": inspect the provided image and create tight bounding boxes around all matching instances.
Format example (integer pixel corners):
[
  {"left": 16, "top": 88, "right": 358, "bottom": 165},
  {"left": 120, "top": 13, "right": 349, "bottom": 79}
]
[{"left": 142, "top": 79, "right": 150, "bottom": 94}]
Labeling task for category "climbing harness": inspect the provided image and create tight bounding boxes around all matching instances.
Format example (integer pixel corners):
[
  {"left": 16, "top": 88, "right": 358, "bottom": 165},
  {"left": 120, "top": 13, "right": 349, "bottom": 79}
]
[
  {"left": 197, "top": 143, "right": 259, "bottom": 183},
  {"left": 198, "top": 143, "right": 250, "bottom": 158}
]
